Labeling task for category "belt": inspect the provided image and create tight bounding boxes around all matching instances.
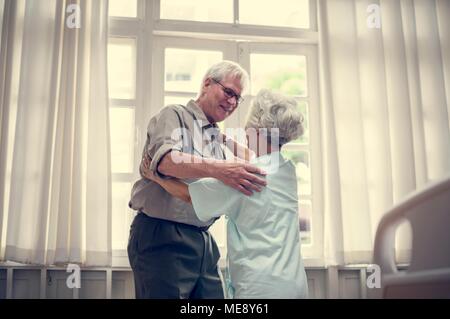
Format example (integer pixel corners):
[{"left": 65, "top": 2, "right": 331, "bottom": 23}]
[{"left": 138, "top": 212, "right": 212, "bottom": 232}]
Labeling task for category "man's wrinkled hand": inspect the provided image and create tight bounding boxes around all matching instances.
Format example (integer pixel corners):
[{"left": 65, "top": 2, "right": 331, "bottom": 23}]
[
  {"left": 212, "top": 162, "right": 267, "bottom": 196},
  {"left": 141, "top": 154, "right": 155, "bottom": 181}
]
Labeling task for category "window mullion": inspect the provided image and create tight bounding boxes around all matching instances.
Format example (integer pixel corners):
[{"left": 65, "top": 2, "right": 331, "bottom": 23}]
[
  {"left": 164, "top": 91, "right": 197, "bottom": 98},
  {"left": 110, "top": 99, "right": 136, "bottom": 107},
  {"left": 282, "top": 144, "right": 311, "bottom": 151},
  {"left": 234, "top": 0, "right": 239, "bottom": 24},
  {"left": 109, "top": 19, "right": 140, "bottom": 36},
  {"left": 152, "top": 0, "right": 161, "bottom": 23}
]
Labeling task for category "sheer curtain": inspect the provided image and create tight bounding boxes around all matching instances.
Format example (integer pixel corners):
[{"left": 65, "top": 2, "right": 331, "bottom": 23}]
[
  {"left": 318, "top": 0, "right": 450, "bottom": 265},
  {"left": 0, "top": 0, "right": 111, "bottom": 266}
]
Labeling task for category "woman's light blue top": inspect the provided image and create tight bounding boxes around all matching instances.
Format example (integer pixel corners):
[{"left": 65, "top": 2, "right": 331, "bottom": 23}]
[{"left": 188, "top": 152, "right": 308, "bottom": 299}]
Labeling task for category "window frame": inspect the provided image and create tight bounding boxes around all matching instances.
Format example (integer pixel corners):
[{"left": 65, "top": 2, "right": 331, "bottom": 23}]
[
  {"left": 108, "top": 0, "right": 323, "bottom": 267},
  {"left": 155, "top": 0, "right": 318, "bottom": 35},
  {"left": 108, "top": 1, "right": 148, "bottom": 267}
]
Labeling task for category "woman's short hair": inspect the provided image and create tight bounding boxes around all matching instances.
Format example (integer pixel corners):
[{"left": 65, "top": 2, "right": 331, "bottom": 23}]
[
  {"left": 201, "top": 60, "right": 249, "bottom": 94},
  {"left": 245, "top": 89, "right": 304, "bottom": 146}
]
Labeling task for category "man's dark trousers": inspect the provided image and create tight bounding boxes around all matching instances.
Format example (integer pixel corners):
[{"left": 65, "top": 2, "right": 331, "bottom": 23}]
[{"left": 128, "top": 212, "right": 224, "bottom": 299}]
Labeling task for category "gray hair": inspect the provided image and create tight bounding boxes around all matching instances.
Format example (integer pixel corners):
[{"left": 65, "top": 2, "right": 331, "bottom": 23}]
[
  {"left": 201, "top": 60, "right": 249, "bottom": 94},
  {"left": 245, "top": 89, "right": 304, "bottom": 146}
]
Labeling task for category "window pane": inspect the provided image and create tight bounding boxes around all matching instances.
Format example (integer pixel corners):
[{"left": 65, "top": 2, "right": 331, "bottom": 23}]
[
  {"left": 217, "top": 121, "right": 225, "bottom": 133},
  {"left": 108, "top": 38, "right": 136, "bottom": 99},
  {"left": 240, "top": 0, "right": 310, "bottom": 29},
  {"left": 165, "top": 49, "right": 222, "bottom": 93},
  {"left": 250, "top": 53, "right": 307, "bottom": 97},
  {"left": 112, "top": 182, "right": 135, "bottom": 250},
  {"left": 161, "top": 0, "right": 233, "bottom": 23},
  {"left": 109, "top": 0, "right": 137, "bottom": 18},
  {"left": 110, "top": 107, "right": 135, "bottom": 173},
  {"left": 299, "top": 200, "right": 312, "bottom": 245},
  {"left": 281, "top": 150, "right": 311, "bottom": 195}
]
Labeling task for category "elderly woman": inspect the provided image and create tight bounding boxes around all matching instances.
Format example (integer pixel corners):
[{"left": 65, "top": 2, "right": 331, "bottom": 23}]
[{"left": 142, "top": 89, "right": 308, "bottom": 299}]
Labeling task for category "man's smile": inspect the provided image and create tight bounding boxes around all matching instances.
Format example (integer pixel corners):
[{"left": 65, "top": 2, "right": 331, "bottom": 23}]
[{"left": 219, "top": 104, "right": 233, "bottom": 113}]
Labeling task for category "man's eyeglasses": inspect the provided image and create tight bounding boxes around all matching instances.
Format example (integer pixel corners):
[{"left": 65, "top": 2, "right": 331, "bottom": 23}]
[{"left": 212, "top": 79, "right": 244, "bottom": 104}]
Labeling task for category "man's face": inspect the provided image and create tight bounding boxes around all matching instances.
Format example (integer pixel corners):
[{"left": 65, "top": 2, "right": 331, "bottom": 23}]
[{"left": 201, "top": 75, "right": 242, "bottom": 123}]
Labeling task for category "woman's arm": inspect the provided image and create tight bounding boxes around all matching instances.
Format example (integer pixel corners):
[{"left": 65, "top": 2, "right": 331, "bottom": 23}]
[{"left": 140, "top": 155, "right": 191, "bottom": 203}]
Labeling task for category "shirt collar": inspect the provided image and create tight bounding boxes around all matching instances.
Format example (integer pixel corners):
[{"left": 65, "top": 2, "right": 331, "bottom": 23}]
[{"left": 186, "top": 100, "right": 219, "bottom": 130}]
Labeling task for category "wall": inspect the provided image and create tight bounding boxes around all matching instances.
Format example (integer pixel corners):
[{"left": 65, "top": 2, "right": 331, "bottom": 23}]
[{"left": 0, "top": 265, "right": 370, "bottom": 299}]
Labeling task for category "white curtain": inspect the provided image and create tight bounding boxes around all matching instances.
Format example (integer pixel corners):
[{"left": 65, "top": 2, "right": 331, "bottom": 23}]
[
  {"left": 0, "top": 0, "right": 111, "bottom": 266},
  {"left": 0, "top": 0, "right": 4, "bottom": 53},
  {"left": 318, "top": 0, "right": 450, "bottom": 265}
]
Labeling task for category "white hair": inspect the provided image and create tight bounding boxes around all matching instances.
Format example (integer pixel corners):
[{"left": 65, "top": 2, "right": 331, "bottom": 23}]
[
  {"left": 245, "top": 89, "right": 304, "bottom": 146},
  {"left": 201, "top": 60, "right": 249, "bottom": 94}
]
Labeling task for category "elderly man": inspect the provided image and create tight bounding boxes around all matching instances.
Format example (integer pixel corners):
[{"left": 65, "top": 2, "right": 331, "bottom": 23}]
[{"left": 128, "top": 61, "right": 267, "bottom": 299}]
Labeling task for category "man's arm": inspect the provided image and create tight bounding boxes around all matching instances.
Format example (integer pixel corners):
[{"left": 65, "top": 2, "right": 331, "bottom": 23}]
[
  {"left": 144, "top": 106, "right": 265, "bottom": 196},
  {"left": 140, "top": 155, "right": 191, "bottom": 203},
  {"left": 157, "top": 151, "right": 266, "bottom": 196}
]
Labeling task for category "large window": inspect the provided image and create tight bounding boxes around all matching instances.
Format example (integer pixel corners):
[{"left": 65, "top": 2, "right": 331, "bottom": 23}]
[{"left": 108, "top": 0, "right": 321, "bottom": 266}]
